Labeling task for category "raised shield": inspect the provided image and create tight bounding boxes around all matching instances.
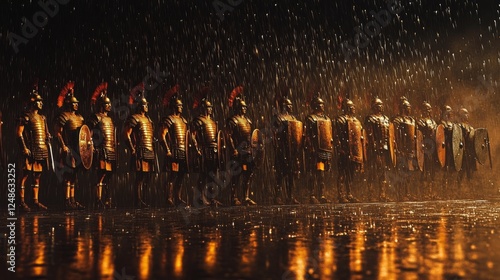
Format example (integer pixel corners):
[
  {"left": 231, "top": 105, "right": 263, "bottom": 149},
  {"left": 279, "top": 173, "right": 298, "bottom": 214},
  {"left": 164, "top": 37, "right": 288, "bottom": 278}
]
[
  {"left": 251, "top": 129, "right": 265, "bottom": 167},
  {"left": 388, "top": 122, "right": 396, "bottom": 168},
  {"left": 416, "top": 129, "right": 424, "bottom": 171},
  {"left": 317, "top": 119, "right": 333, "bottom": 153},
  {"left": 347, "top": 118, "right": 363, "bottom": 163},
  {"left": 435, "top": 124, "right": 446, "bottom": 168},
  {"left": 287, "top": 120, "right": 303, "bottom": 160},
  {"left": 78, "top": 124, "right": 94, "bottom": 170},
  {"left": 452, "top": 124, "right": 464, "bottom": 171},
  {"left": 474, "top": 128, "right": 491, "bottom": 167}
]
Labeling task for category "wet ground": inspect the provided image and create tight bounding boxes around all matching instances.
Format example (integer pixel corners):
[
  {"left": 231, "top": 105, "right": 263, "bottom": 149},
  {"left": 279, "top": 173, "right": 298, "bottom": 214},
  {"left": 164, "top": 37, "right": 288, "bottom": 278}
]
[{"left": 2, "top": 199, "right": 500, "bottom": 279}]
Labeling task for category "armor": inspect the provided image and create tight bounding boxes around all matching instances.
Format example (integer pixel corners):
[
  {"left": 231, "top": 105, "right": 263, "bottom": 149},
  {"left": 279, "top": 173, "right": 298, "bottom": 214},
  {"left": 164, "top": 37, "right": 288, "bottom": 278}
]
[
  {"left": 160, "top": 115, "right": 188, "bottom": 161},
  {"left": 54, "top": 81, "right": 86, "bottom": 210},
  {"left": 127, "top": 113, "right": 155, "bottom": 161},
  {"left": 192, "top": 116, "right": 218, "bottom": 161},
  {"left": 458, "top": 108, "right": 477, "bottom": 179},
  {"left": 226, "top": 87, "right": 257, "bottom": 206},
  {"left": 416, "top": 101, "right": 439, "bottom": 198},
  {"left": 304, "top": 92, "right": 333, "bottom": 204},
  {"left": 392, "top": 115, "right": 417, "bottom": 171},
  {"left": 88, "top": 113, "right": 116, "bottom": 162},
  {"left": 19, "top": 112, "right": 49, "bottom": 161},
  {"left": 334, "top": 99, "right": 363, "bottom": 203},
  {"left": 16, "top": 88, "right": 51, "bottom": 212}
]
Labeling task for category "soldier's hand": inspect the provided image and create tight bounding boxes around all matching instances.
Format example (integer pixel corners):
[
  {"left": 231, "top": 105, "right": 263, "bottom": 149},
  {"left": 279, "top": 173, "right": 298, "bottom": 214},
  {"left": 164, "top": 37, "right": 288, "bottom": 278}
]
[
  {"left": 47, "top": 133, "right": 52, "bottom": 140},
  {"left": 23, "top": 148, "right": 31, "bottom": 157},
  {"left": 62, "top": 146, "right": 70, "bottom": 153},
  {"left": 232, "top": 150, "right": 239, "bottom": 157},
  {"left": 166, "top": 150, "right": 172, "bottom": 158}
]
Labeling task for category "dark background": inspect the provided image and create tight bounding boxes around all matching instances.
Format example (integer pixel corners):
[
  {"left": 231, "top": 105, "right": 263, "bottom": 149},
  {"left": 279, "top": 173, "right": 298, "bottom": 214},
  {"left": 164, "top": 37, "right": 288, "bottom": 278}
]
[{"left": 0, "top": 0, "right": 498, "bottom": 205}]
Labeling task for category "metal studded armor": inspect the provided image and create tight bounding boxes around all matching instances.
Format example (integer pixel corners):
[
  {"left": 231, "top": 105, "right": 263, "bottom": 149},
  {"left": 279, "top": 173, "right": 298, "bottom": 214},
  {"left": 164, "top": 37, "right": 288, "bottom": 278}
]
[
  {"left": 19, "top": 112, "right": 49, "bottom": 161},
  {"left": 161, "top": 115, "right": 188, "bottom": 160},
  {"left": 127, "top": 114, "right": 155, "bottom": 160},
  {"left": 56, "top": 111, "right": 84, "bottom": 168},
  {"left": 227, "top": 115, "right": 253, "bottom": 158},
  {"left": 192, "top": 116, "right": 217, "bottom": 161},
  {"left": 88, "top": 113, "right": 116, "bottom": 162}
]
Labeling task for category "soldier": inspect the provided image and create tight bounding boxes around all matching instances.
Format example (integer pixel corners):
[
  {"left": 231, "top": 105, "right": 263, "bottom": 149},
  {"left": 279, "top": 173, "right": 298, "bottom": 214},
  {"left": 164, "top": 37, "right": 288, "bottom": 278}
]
[
  {"left": 334, "top": 99, "right": 362, "bottom": 203},
  {"left": 124, "top": 84, "right": 155, "bottom": 208},
  {"left": 457, "top": 107, "right": 477, "bottom": 184},
  {"left": 16, "top": 87, "right": 51, "bottom": 211},
  {"left": 392, "top": 97, "right": 418, "bottom": 201},
  {"left": 364, "top": 97, "right": 393, "bottom": 202},
  {"left": 272, "top": 93, "right": 302, "bottom": 205},
  {"left": 417, "top": 101, "right": 438, "bottom": 199},
  {"left": 226, "top": 87, "right": 257, "bottom": 206},
  {"left": 54, "top": 81, "right": 86, "bottom": 210},
  {"left": 191, "top": 97, "right": 223, "bottom": 206},
  {"left": 159, "top": 85, "right": 189, "bottom": 207},
  {"left": 88, "top": 82, "right": 116, "bottom": 209},
  {"left": 304, "top": 93, "right": 333, "bottom": 204},
  {"left": 439, "top": 105, "right": 456, "bottom": 195}
]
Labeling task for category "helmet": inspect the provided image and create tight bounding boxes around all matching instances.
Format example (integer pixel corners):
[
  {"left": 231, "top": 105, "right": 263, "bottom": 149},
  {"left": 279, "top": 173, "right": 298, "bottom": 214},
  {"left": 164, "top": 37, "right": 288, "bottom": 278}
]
[
  {"left": 30, "top": 92, "right": 43, "bottom": 103},
  {"left": 65, "top": 94, "right": 79, "bottom": 104},
  {"left": 372, "top": 97, "right": 383, "bottom": 108},
  {"left": 399, "top": 96, "right": 411, "bottom": 109},
  {"left": 342, "top": 98, "right": 355, "bottom": 112},
  {"left": 422, "top": 101, "right": 432, "bottom": 110},
  {"left": 200, "top": 98, "right": 213, "bottom": 109},
  {"left": 459, "top": 107, "right": 469, "bottom": 115}
]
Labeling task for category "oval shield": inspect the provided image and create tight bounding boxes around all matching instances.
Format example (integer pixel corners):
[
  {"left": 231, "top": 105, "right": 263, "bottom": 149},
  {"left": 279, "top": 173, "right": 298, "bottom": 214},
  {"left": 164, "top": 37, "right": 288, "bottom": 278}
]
[
  {"left": 452, "top": 124, "right": 464, "bottom": 172},
  {"left": 474, "top": 128, "right": 490, "bottom": 166},
  {"left": 435, "top": 124, "right": 446, "bottom": 168},
  {"left": 78, "top": 124, "right": 94, "bottom": 170}
]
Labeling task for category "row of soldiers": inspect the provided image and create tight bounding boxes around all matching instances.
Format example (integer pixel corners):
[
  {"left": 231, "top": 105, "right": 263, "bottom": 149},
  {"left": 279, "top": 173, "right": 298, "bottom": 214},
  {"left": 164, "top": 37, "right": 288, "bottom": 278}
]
[{"left": 16, "top": 81, "right": 491, "bottom": 211}]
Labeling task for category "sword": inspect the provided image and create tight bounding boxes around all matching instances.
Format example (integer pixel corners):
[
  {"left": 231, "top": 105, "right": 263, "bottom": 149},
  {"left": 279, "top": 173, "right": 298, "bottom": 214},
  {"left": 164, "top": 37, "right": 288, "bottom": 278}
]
[{"left": 153, "top": 137, "right": 161, "bottom": 174}]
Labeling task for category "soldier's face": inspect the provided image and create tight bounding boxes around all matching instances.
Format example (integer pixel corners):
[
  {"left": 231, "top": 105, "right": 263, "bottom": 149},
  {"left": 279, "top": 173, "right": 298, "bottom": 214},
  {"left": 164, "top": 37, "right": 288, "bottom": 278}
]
[
  {"left": 374, "top": 103, "right": 383, "bottom": 113},
  {"left": 36, "top": 100, "right": 43, "bottom": 110},
  {"left": 316, "top": 103, "right": 324, "bottom": 113},
  {"left": 403, "top": 106, "right": 411, "bottom": 115},
  {"left": 461, "top": 112, "right": 469, "bottom": 121},
  {"left": 286, "top": 103, "right": 293, "bottom": 113},
  {"left": 176, "top": 104, "right": 183, "bottom": 114},
  {"left": 104, "top": 102, "right": 112, "bottom": 112},
  {"left": 348, "top": 104, "right": 355, "bottom": 114},
  {"left": 241, "top": 105, "right": 247, "bottom": 115},
  {"left": 206, "top": 106, "right": 213, "bottom": 116},
  {"left": 142, "top": 103, "right": 148, "bottom": 113},
  {"left": 72, "top": 102, "right": 79, "bottom": 111}
]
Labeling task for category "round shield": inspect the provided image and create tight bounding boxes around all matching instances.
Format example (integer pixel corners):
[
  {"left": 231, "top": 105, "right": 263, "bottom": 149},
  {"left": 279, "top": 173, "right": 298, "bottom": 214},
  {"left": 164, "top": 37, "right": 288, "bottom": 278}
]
[
  {"left": 435, "top": 124, "right": 446, "bottom": 168},
  {"left": 474, "top": 128, "right": 490, "bottom": 166},
  {"left": 251, "top": 129, "right": 265, "bottom": 167},
  {"left": 388, "top": 122, "right": 397, "bottom": 168},
  {"left": 78, "top": 124, "right": 94, "bottom": 170},
  {"left": 452, "top": 124, "right": 464, "bottom": 172},
  {"left": 416, "top": 129, "right": 424, "bottom": 171}
]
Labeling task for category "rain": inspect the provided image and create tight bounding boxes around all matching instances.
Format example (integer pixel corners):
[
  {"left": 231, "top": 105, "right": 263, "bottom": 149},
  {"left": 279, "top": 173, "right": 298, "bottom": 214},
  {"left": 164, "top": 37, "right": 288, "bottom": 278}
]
[{"left": 0, "top": 0, "right": 499, "bottom": 279}]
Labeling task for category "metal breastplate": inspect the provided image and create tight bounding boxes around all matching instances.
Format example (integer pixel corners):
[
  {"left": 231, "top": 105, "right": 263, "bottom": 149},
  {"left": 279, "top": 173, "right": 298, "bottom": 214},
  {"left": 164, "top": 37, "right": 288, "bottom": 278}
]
[
  {"left": 135, "top": 115, "right": 154, "bottom": 153},
  {"left": 395, "top": 116, "right": 416, "bottom": 154},
  {"left": 97, "top": 114, "right": 116, "bottom": 160},
  {"left": 26, "top": 113, "right": 48, "bottom": 160},
  {"left": 197, "top": 117, "right": 217, "bottom": 148},
  {"left": 235, "top": 116, "right": 252, "bottom": 146},
  {"left": 419, "top": 118, "right": 437, "bottom": 138},
  {"left": 167, "top": 115, "right": 187, "bottom": 151},
  {"left": 63, "top": 112, "right": 84, "bottom": 149}
]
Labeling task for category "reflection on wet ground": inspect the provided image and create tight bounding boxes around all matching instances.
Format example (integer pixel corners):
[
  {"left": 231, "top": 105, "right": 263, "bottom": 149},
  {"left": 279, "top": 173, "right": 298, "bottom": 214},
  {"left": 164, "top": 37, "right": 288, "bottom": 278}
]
[{"left": 2, "top": 200, "right": 500, "bottom": 279}]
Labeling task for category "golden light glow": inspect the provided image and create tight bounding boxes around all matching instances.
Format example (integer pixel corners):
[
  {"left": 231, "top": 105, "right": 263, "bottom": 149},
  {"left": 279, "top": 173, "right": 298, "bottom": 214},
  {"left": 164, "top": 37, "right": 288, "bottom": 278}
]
[
  {"left": 204, "top": 231, "right": 220, "bottom": 274},
  {"left": 174, "top": 235, "right": 184, "bottom": 278},
  {"left": 139, "top": 236, "right": 152, "bottom": 280}
]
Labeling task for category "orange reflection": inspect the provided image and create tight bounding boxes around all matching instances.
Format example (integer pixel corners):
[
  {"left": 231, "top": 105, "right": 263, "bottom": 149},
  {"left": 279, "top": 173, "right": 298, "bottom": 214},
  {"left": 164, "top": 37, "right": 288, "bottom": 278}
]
[
  {"left": 240, "top": 229, "right": 258, "bottom": 275},
  {"left": 288, "top": 239, "right": 308, "bottom": 280},
  {"left": 99, "top": 236, "right": 114, "bottom": 279},
  {"left": 427, "top": 217, "right": 447, "bottom": 278},
  {"left": 378, "top": 223, "right": 397, "bottom": 279},
  {"left": 32, "top": 216, "right": 47, "bottom": 277},
  {"left": 450, "top": 221, "right": 467, "bottom": 278},
  {"left": 320, "top": 237, "right": 335, "bottom": 278},
  {"left": 204, "top": 231, "right": 220, "bottom": 274},
  {"left": 138, "top": 235, "right": 152, "bottom": 280},
  {"left": 173, "top": 234, "right": 184, "bottom": 278},
  {"left": 349, "top": 220, "right": 365, "bottom": 275}
]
